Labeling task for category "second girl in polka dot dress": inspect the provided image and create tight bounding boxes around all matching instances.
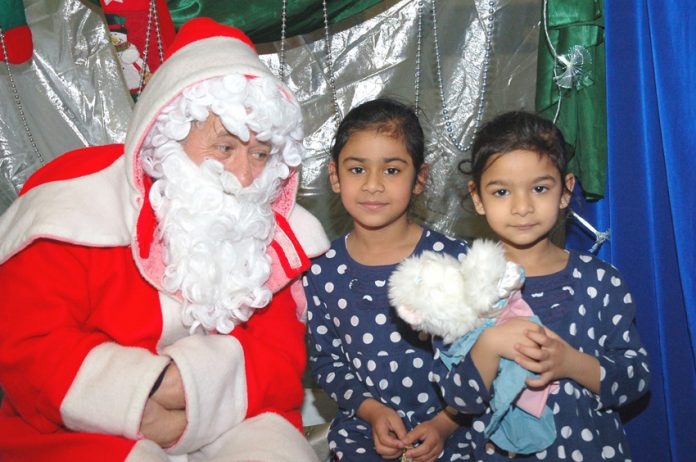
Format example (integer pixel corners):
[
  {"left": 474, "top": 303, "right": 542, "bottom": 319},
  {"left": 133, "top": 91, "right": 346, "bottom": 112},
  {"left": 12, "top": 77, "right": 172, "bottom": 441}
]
[
  {"left": 433, "top": 111, "right": 651, "bottom": 461},
  {"left": 305, "top": 98, "right": 471, "bottom": 461}
]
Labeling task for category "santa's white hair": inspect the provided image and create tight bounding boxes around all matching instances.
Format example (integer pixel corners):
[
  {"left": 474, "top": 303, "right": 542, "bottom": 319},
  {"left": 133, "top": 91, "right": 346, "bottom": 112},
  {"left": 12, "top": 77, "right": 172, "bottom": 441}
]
[{"left": 140, "top": 74, "right": 304, "bottom": 334}]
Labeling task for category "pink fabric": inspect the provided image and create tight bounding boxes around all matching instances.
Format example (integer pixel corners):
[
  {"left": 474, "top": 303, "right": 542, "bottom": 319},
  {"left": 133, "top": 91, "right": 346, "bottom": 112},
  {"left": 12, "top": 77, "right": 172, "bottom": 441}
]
[{"left": 495, "top": 291, "right": 559, "bottom": 418}]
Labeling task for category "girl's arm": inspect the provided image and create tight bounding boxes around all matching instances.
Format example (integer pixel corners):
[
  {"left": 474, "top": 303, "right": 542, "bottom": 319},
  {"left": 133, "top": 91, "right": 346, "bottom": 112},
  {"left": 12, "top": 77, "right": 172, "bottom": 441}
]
[
  {"left": 516, "top": 327, "right": 601, "bottom": 393},
  {"left": 430, "top": 318, "right": 542, "bottom": 415},
  {"left": 516, "top": 262, "right": 649, "bottom": 406},
  {"left": 303, "top": 274, "right": 373, "bottom": 416},
  {"left": 589, "top": 266, "right": 650, "bottom": 409}
]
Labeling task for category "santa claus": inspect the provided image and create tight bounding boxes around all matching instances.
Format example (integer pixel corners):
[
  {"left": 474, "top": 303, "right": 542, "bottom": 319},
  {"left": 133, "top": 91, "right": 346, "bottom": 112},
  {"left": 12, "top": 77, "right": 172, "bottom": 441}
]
[{"left": 0, "top": 17, "right": 328, "bottom": 461}]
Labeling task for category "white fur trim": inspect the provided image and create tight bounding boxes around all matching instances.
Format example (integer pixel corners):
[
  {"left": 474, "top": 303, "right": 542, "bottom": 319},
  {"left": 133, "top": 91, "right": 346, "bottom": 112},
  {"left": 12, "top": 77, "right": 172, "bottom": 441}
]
[
  {"left": 60, "top": 343, "right": 171, "bottom": 439},
  {"left": 125, "top": 439, "right": 170, "bottom": 462},
  {"left": 287, "top": 205, "right": 329, "bottom": 258},
  {"left": 184, "top": 413, "right": 319, "bottom": 462},
  {"left": 156, "top": 292, "right": 190, "bottom": 352},
  {"left": 0, "top": 156, "right": 135, "bottom": 264},
  {"left": 163, "top": 334, "right": 247, "bottom": 454}
]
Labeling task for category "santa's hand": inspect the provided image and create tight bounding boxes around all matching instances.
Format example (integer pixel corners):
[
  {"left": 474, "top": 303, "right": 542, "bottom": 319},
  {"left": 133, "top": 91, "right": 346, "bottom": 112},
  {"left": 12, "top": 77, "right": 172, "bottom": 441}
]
[
  {"left": 150, "top": 362, "right": 186, "bottom": 410},
  {"left": 358, "top": 399, "right": 407, "bottom": 459},
  {"left": 140, "top": 397, "right": 187, "bottom": 448}
]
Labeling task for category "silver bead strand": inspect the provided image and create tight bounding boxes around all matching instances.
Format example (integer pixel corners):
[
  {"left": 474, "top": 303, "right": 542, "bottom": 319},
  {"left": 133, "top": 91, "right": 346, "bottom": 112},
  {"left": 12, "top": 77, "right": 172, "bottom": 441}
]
[
  {"left": 151, "top": 0, "right": 165, "bottom": 63},
  {"left": 431, "top": 0, "right": 495, "bottom": 153},
  {"left": 414, "top": 0, "right": 423, "bottom": 113},
  {"left": 0, "top": 26, "right": 45, "bottom": 166},
  {"left": 322, "top": 0, "right": 341, "bottom": 123},
  {"left": 279, "top": 0, "right": 288, "bottom": 83},
  {"left": 138, "top": 0, "right": 164, "bottom": 96}
]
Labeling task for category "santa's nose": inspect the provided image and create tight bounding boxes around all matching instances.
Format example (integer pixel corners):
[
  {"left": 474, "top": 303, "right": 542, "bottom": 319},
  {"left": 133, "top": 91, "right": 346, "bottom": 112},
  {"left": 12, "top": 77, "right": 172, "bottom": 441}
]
[{"left": 222, "top": 152, "right": 254, "bottom": 187}]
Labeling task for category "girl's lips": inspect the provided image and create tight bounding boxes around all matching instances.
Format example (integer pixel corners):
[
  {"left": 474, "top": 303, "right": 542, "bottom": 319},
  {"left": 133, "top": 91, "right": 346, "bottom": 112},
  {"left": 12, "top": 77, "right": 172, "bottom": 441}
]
[
  {"left": 512, "top": 223, "right": 536, "bottom": 230},
  {"left": 359, "top": 201, "right": 387, "bottom": 210}
]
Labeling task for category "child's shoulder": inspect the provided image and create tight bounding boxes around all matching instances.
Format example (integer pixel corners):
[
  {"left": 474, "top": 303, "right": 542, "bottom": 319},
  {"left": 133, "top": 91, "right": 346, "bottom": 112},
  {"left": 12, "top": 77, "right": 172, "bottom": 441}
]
[
  {"left": 568, "top": 249, "right": 627, "bottom": 285},
  {"left": 418, "top": 226, "right": 469, "bottom": 256}
]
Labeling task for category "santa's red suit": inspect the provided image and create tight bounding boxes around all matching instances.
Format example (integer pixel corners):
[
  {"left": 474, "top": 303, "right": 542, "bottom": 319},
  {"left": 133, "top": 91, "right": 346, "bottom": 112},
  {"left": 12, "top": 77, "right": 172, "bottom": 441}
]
[{"left": 0, "top": 19, "right": 328, "bottom": 461}]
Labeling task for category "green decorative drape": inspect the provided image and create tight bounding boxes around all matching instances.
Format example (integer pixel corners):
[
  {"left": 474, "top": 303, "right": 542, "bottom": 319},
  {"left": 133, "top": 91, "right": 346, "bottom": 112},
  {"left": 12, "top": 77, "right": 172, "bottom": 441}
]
[
  {"left": 0, "top": 0, "right": 33, "bottom": 64},
  {"left": 166, "top": 0, "right": 382, "bottom": 43},
  {"left": 535, "top": 0, "right": 606, "bottom": 200}
]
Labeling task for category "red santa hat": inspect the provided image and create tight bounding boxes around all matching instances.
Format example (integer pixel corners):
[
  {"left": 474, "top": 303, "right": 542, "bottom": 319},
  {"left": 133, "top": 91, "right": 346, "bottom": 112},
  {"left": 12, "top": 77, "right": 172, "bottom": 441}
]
[
  {"left": 125, "top": 17, "right": 304, "bottom": 213},
  {"left": 164, "top": 17, "right": 256, "bottom": 61}
]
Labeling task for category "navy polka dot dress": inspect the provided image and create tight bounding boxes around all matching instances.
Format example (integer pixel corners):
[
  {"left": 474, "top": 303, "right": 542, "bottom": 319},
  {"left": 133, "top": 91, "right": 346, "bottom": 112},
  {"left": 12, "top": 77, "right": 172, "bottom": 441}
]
[
  {"left": 432, "top": 250, "right": 650, "bottom": 461},
  {"left": 305, "top": 227, "right": 472, "bottom": 461}
]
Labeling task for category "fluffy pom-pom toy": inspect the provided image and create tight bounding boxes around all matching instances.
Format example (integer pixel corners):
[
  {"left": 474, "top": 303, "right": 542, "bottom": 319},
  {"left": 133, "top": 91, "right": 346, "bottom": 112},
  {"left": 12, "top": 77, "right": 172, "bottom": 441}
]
[
  {"left": 388, "top": 238, "right": 559, "bottom": 454},
  {"left": 388, "top": 239, "right": 523, "bottom": 344}
]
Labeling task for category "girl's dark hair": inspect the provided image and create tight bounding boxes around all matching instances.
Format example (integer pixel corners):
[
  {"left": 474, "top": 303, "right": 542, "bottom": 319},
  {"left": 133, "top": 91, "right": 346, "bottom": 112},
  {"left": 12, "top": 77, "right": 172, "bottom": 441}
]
[
  {"left": 330, "top": 98, "right": 425, "bottom": 171},
  {"left": 463, "top": 111, "right": 572, "bottom": 191}
]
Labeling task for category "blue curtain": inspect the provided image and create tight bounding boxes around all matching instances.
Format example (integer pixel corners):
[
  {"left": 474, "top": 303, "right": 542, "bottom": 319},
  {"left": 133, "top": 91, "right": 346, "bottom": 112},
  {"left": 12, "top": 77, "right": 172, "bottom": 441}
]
[{"left": 566, "top": 1, "right": 696, "bottom": 460}]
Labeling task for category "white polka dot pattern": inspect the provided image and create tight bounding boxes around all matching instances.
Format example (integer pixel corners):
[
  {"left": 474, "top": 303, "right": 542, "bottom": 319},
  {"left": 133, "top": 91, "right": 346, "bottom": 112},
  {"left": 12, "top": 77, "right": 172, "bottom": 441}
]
[
  {"left": 429, "top": 250, "right": 649, "bottom": 461},
  {"left": 305, "top": 228, "right": 471, "bottom": 459}
]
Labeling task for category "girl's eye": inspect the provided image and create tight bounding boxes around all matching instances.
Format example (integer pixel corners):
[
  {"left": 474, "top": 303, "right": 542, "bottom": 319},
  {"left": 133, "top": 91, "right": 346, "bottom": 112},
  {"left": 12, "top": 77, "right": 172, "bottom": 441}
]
[
  {"left": 349, "top": 166, "right": 365, "bottom": 174},
  {"left": 385, "top": 167, "right": 400, "bottom": 175},
  {"left": 492, "top": 188, "right": 509, "bottom": 197},
  {"left": 533, "top": 185, "right": 549, "bottom": 193}
]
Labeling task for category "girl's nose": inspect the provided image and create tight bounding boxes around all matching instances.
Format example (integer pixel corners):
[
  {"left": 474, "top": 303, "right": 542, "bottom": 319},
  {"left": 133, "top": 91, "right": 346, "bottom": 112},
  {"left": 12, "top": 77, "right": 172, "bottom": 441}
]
[
  {"left": 512, "top": 193, "right": 533, "bottom": 216},
  {"left": 362, "top": 170, "right": 384, "bottom": 193},
  {"left": 222, "top": 151, "right": 254, "bottom": 188}
]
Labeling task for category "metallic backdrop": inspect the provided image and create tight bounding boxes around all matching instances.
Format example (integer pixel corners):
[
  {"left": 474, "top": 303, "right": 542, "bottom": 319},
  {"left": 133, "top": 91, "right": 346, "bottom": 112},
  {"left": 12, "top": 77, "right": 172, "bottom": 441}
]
[
  {"left": 0, "top": 0, "right": 539, "bottom": 241},
  {"left": 0, "top": 0, "right": 133, "bottom": 213},
  {"left": 259, "top": 0, "right": 540, "bottom": 240}
]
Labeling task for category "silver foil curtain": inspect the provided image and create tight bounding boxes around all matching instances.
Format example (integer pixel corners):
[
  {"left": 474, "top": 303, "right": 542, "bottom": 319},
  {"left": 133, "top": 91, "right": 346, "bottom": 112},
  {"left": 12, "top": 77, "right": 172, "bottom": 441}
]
[
  {"left": 259, "top": 0, "right": 541, "bottom": 240},
  {"left": 0, "top": 0, "right": 540, "bottom": 240},
  {"left": 0, "top": 0, "right": 133, "bottom": 213}
]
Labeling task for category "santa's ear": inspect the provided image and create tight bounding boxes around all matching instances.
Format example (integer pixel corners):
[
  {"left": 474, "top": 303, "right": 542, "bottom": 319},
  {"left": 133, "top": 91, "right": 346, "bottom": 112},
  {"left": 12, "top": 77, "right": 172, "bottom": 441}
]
[
  {"left": 329, "top": 160, "right": 341, "bottom": 193},
  {"left": 469, "top": 181, "right": 485, "bottom": 215},
  {"left": 396, "top": 305, "right": 423, "bottom": 326}
]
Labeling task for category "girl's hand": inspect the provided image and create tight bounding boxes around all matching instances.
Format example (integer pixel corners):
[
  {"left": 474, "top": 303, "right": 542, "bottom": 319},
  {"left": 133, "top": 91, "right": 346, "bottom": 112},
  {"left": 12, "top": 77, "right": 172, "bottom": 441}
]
[
  {"left": 357, "top": 399, "right": 407, "bottom": 459},
  {"left": 515, "top": 326, "right": 600, "bottom": 393},
  {"left": 403, "top": 410, "right": 459, "bottom": 462},
  {"left": 471, "top": 317, "right": 543, "bottom": 389}
]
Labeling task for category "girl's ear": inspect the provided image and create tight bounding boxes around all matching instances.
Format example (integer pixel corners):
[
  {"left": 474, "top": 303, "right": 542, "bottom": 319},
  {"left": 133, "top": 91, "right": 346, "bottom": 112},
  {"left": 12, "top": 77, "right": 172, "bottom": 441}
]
[
  {"left": 412, "top": 164, "right": 429, "bottom": 195},
  {"left": 329, "top": 160, "right": 341, "bottom": 193},
  {"left": 560, "top": 173, "right": 576, "bottom": 209},
  {"left": 469, "top": 180, "right": 486, "bottom": 215}
]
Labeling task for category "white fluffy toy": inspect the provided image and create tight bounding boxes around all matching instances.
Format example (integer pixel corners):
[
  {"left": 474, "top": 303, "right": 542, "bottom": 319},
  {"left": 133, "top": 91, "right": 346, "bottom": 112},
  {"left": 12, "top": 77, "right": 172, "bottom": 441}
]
[
  {"left": 388, "top": 239, "right": 524, "bottom": 344},
  {"left": 387, "top": 239, "right": 558, "bottom": 455}
]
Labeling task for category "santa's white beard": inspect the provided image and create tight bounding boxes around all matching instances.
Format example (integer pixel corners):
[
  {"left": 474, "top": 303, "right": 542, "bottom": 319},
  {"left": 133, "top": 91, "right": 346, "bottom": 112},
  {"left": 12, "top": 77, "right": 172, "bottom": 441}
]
[{"left": 148, "top": 142, "right": 288, "bottom": 333}]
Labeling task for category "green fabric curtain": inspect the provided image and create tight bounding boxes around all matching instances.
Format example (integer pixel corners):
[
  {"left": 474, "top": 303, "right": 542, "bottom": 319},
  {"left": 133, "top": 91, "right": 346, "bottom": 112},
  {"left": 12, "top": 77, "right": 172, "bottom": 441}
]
[
  {"left": 0, "top": 0, "right": 33, "bottom": 64},
  {"left": 166, "top": 0, "right": 382, "bottom": 43},
  {"left": 535, "top": 0, "right": 607, "bottom": 200}
]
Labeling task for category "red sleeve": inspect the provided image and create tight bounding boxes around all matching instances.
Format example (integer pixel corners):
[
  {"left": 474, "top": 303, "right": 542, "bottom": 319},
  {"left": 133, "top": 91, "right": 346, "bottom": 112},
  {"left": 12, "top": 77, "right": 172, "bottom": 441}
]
[
  {"left": 230, "top": 285, "right": 307, "bottom": 431},
  {"left": 229, "top": 217, "right": 311, "bottom": 431},
  {"left": 0, "top": 241, "right": 111, "bottom": 432}
]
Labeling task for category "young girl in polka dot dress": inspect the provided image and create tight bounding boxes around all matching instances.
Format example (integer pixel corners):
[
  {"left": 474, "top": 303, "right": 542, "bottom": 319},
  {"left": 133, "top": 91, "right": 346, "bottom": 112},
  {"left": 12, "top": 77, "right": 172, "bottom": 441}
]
[
  {"left": 304, "top": 98, "right": 471, "bottom": 461},
  {"left": 432, "top": 111, "right": 650, "bottom": 461}
]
